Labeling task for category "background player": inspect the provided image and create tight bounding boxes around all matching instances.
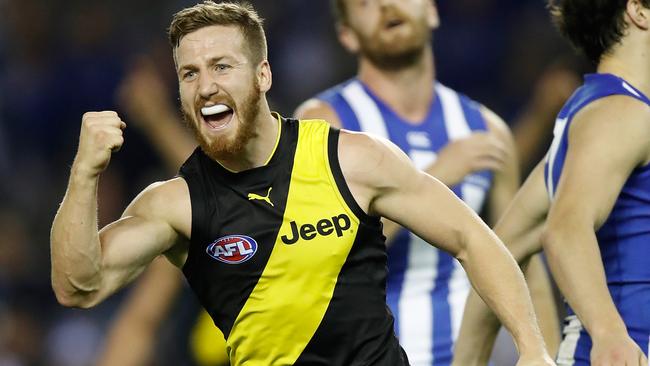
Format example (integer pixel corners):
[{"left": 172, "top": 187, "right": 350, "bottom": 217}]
[
  {"left": 453, "top": 0, "right": 650, "bottom": 365},
  {"left": 294, "top": 0, "right": 559, "bottom": 364}
]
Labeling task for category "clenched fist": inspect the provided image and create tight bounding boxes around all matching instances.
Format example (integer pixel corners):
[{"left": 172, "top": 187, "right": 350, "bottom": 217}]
[{"left": 73, "top": 111, "right": 126, "bottom": 178}]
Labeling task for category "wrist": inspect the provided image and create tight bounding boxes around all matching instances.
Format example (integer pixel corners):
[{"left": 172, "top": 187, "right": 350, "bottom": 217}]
[
  {"left": 70, "top": 162, "right": 101, "bottom": 183},
  {"left": 589, "top": 318, "right": 628, "bottom": 342},
  {"left": 513, "top": 330, "right": 547, "bottom": 358}
]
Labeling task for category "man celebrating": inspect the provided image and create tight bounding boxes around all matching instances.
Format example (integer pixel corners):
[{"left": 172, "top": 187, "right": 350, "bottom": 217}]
[{"left": 51, "top": 2, "right": 553, "bottom": 365}]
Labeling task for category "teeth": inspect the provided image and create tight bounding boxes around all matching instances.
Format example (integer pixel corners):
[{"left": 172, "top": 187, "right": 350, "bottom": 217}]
[{"left": 201, "top": 104, "right": 231, "bottom": 116}]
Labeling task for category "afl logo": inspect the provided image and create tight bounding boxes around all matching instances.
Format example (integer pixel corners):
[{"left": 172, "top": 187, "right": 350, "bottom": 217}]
[{"left": 206, "top": 235, "right": 258, "bottom": 264}]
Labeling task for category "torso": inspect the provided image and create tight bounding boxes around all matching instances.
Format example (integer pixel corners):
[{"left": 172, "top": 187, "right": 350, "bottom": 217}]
[
  {"left": 546, "top": 72, "right": 650, "bottom": 364},
  {"left": 545, "top": 73, "right": 650, "bottom": 286},
  {"left": 317, "top": 78, "right": 493, "bottom": 366},
  {"left": 177, "top": 117, "right": 408, "bottom": 366}
]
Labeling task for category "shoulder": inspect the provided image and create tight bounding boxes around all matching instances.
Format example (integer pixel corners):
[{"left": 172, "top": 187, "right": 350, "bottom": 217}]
[
  {"left": 570, "top": 95, "right": 650, "bottom": 163},
  {"left": 123, "top": 177, "right": 191, "bottom": 238},
  {"left": 294, "top": 98, "right": 342, "bottom": 128},
  {"left": 480, "top": 105, "right": 515, "bottom": 146},
  {"left": 337, "top": 129, "right": 414, "bottom": 190}
]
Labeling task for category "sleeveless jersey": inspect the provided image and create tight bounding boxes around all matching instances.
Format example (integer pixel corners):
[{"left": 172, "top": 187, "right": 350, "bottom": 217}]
[
  {"left": 179, "top": 117, "right": 408, "bottom": 366},
  {"left": 545, "top": 73, "right": 650, "bottom": 365},
  {"left": 317, "top": 79, "right": 493, "bottom": 366}
]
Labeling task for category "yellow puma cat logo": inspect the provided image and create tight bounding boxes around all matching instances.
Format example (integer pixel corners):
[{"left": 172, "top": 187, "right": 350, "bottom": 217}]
[{"left": 248, "top": 187, "right": 274, "bottom": 207}]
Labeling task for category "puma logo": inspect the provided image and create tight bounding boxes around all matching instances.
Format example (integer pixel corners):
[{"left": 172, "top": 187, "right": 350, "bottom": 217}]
[{"left": 248, "top": 187, "right": 274, "bottom": 207}]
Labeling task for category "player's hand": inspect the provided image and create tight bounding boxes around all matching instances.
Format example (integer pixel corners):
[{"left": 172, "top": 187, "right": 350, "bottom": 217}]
[
  {"left": 426, "top": 132, "right": 507, "bottom": 186},
  {"left": 73, "top": 111, "right": 126, "bottom": 178},
  {"left": 591, "top": 333, "right": 647, "bottom": 366}
]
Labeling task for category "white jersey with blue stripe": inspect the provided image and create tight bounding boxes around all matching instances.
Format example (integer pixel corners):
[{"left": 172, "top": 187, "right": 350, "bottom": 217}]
[
  {"left": 317, "top": 78, "right": 493, "bottom": 366},
  {"left": 545, "top": 73, "right": 650, "bottom": 365}
]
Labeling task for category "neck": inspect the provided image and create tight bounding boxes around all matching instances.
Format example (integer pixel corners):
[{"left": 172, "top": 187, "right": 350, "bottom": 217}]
[
  {"left": 598, "top": 35, "right": 650, "bottom": 97},
  {"left": 357, "top": 46, "right": 435, "bottom": 123},
  {"left": 216, "top": 100, "right": 279, "bottom": 172}
]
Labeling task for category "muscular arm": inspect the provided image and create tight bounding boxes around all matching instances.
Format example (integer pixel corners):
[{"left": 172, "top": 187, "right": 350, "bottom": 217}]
[
  {"left": 97, "top": 67, "right": 198, "bottom": 363},
  {"left": 50, "top": 112, "right": 190, "bottom": 308},
  {"left": 338, "top": 131, "right": 552, "bottom": 363},
  {"left": 453, "top": 161, "right": 551, "bottom": 365},
  {"left": 541, "top": 97, "right": 650, "bottom": 363}
]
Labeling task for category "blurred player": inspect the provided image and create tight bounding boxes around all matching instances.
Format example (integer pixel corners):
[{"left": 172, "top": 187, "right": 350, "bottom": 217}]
[
  {"left": 295, "top": 0, "right": 559, "bottom": 364},
  {"left": 50, "top": 2, "right": 554, "bottom": 365},
  {"left": 453, "top": 0, "right": 650, "bottom": 365}
]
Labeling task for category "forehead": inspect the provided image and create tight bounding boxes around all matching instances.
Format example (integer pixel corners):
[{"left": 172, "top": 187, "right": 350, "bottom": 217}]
[{"left": 175, "top": 25, "right": 246, "bottom": 64}]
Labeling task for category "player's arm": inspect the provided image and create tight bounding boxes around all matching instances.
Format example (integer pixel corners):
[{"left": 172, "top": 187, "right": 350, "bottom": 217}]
[
  {"left": 482, "top": 107, "right": 561, "bottom": 357},
  {"left": 541, "top": 97, "right": 650, "bottom": 365},
  {"left": 294, "top": 99, "right": 404, "bottom": 243},
  {"left": 338, "top": 131, "right": 554, "bottom": 365},
  {"left": 50, "top": 112, "right": 190, "bottom": 308},
  {"left": 95, "top": 61, "right": 196, "bottom": 365},
  {"left": 453, "top": 160, "right": 551, "bottom": 365}
]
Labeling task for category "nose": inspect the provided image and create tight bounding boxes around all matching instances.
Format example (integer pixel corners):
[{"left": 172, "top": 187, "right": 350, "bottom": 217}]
[{"left": 198, "top": 72, "right": 219, "bottom": 100}]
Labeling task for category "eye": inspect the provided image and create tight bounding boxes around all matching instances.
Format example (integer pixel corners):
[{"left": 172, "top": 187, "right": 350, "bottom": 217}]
[
  {"left": 215, "top": 64, "right": 232, "bottom": 72},
  {"left": 182, "top": 70, "right": 197, "bottom": 81}
]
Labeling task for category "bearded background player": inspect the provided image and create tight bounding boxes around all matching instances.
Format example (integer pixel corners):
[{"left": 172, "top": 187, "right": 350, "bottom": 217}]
[{"left": 295, "top": 0, "right": 559, "bottom": 364}]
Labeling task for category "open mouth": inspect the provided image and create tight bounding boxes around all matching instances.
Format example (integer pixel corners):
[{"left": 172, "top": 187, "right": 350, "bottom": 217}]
[
  {"left": 385, "top": 18, "right": 404, "bottom": 29},
  {"left": 201, "top": 104, "right": 234, "bottom": 130}
]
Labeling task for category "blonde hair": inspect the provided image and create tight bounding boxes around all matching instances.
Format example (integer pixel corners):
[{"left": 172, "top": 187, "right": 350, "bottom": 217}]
[{"left": 168, "top": 1, "right": 267, "bottom": 63}]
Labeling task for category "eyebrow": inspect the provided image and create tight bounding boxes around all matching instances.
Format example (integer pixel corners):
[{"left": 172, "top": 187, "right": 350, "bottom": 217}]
[{"left": 177, "top": 56, "right": 234, "bottom": 73}]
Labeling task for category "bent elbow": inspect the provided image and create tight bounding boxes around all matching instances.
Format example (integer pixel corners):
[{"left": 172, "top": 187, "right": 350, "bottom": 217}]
[
  {"left": 539, "top": 220, "right": 567, "bottom": 256},
  {"left": 52, "top": 281, "right": 101, "bottom": 309}
]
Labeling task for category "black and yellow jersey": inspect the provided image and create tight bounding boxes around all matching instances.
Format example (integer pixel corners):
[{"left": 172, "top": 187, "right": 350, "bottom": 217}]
[{"left": 178, "top": 116, "right": 409, "bottom": 366}]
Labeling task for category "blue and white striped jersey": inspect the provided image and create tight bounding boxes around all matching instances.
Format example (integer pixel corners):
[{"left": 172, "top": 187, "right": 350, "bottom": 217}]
[
  {"left": 317, "top": 78, "right": 493, "bottom": 366},
  {"left": 545, "top": 73, "right": 650, "bottom": 365}
]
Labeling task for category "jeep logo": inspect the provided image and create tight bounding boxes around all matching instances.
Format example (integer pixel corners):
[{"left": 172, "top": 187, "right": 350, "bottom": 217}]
[{"left": 281, "top": 214, "right": 351, "bottom": 245}]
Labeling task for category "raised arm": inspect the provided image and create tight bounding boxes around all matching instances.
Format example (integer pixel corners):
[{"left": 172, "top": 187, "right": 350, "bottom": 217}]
[
  {"left": 541, "top": 97, "right": 650, "bottom": 365},
  {"left": 50, "top": 111, "right": 190, "bottom": 308},
  {"left": 94, "top": 61, "right": 197, "bottom": 365},
  {"left": 337, "top": 131, "right": 554, "bottom": 365},
  {"left": 453, "top": 160, "right": 551, "bottom": 365}
]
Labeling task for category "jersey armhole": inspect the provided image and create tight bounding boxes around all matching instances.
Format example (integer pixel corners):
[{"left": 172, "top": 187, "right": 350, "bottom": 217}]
[
  {"left": 326, "top": 127, "right": 382, "bottom": 227},
  {"left": 176, "top": 167, "right": 206, "bottom": 273}
]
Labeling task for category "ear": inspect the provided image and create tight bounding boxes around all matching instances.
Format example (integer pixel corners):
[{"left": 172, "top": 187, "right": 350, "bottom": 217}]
[
  {"left": 337, "top": 24, "right": 361, "bottom": 54},
  {"left": 256, "top": 60, "right": 272, "bottom": 93},
  {"left": 626, "top": 0, "right": 650, "bottom": 30},
  {"left": 427, "top": 0, "right": 440, "bottom": 30}
]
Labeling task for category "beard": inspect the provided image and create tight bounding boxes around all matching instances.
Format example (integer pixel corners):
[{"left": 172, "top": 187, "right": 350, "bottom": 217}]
[
  {"left": 183, "top": 80, "right": 262, "bottom": 162},
  {"left": 357, "top": 7, "right": 431, "bottom": 70}
]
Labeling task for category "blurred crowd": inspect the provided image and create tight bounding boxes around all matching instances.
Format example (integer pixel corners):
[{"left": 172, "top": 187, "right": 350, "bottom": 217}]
[{"left": 0, "top": 0, "right": 588, "bottom": 365}]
